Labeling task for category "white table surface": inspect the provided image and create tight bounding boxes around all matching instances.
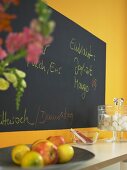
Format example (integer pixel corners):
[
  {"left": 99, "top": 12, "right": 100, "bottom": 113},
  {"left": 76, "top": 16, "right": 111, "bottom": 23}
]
[
  {"left": 71, "top": 141, "right": 127, "bottom": 170},
  {"left": 1, "top": 141, "right": 127, "bottom": 170}
]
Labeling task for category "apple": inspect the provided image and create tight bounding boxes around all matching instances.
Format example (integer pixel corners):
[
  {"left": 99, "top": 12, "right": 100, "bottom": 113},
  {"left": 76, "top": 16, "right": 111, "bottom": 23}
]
[
  {"left": 32, "top": 140, "right": 58, "bottom": 165},
  {"left": 57, "top": 144, "right": 74, "bottom": 163},
  {"left": 21, "top": 151, "right": 44, "bottom": 168},
  {"left": 47, "top": 136, "right": 65, "bottom": 147},
  {"left": 32, "top": 139, "right": 44, "bottom": 148},
  {"left": 11, "top": 144, "right": 30, "bottom": 165}
]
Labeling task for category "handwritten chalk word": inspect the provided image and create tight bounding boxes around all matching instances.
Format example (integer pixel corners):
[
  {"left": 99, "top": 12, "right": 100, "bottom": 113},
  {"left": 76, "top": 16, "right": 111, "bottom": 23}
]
[
  {"left": 74, "top": 76, "right": 89, "bottom": 100},
  {"left": 35, "top": 108, "right": 73, "bottom": 125},
  {"left": 74, "top": 57, "right": 93, "bottom": 76},
  {"left": 70, "top": 38, "right": 95, "bottom": 60},
  {"left": 0, "top": 110, "right": 34, "bottom": 126},
  {"left": 27, "top": 60, "right": 62, "bottom": 75}
]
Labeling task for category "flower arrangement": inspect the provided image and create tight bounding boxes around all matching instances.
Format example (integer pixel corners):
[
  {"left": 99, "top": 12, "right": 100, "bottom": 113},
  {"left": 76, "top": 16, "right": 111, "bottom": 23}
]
[{"left": 0, "top": 0, "right": 55, "bottom": 110}]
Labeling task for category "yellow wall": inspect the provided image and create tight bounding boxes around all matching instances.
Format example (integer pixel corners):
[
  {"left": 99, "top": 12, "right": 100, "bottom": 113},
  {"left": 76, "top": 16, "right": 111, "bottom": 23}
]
[{"left": 0, "top": 0, "right": 126, "bottom": 147}]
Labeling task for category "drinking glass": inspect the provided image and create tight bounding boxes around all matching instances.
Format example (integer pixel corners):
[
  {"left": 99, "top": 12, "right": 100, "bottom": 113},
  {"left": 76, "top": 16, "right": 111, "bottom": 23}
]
[{"left": 98, "top": 105, "right": 127, "bottom": 142}]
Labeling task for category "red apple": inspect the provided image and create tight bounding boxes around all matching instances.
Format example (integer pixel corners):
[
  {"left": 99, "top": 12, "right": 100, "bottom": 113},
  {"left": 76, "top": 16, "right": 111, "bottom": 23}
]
[
  {"left": 32, "top": 140, "right": 58, "bottom": 165},
  {"left": 47, "top": 136, "right": 65, "bottom": 147}
]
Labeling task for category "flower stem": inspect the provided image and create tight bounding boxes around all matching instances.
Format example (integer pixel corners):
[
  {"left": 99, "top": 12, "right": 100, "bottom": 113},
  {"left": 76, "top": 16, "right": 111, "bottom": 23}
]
[
  {"left": 5, "top": 49, "right": 26, "bottom": 65},
  {"left": 0, "top": 49, "right": 26, "bottom": 74}
]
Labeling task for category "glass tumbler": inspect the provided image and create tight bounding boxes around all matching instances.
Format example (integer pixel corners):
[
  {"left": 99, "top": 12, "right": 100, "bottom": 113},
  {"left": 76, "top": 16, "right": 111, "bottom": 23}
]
[{"left": 98, "top": 105, "right": 127, "bottom": 142}]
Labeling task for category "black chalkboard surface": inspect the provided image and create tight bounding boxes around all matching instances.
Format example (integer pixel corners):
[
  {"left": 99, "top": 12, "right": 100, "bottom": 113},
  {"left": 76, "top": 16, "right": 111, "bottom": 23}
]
[{"left": 0, "top": 0, "right": 106, "bottom": 132}]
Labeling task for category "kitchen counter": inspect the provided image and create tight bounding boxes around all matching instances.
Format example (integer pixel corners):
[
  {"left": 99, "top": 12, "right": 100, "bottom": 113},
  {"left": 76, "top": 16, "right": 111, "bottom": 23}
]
[
  {"left": 0, "top": 141, "right": 127, "bottom": 170},
  {"left": 71, "top": 141, "right": 127, "bottom": 170}
]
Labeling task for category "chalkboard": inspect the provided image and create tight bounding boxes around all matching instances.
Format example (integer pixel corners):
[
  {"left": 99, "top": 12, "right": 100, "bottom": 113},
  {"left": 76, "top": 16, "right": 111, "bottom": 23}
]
[{"left": 0, "top": 0, "right": 106, "bottom": 132}]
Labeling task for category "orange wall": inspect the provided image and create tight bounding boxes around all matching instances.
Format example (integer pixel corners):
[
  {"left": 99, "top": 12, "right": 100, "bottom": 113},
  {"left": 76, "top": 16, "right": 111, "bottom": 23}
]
[{"left": 0, "top": 0, "right": 126, "bottom": 147}]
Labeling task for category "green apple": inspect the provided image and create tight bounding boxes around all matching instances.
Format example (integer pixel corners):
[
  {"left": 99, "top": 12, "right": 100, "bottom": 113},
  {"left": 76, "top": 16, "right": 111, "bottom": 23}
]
[
  {"left": 58, "top": 144, "right": 74, "bottom": 163},
  {"left": 21, "top": 151, "right": 44, "bottom": 168},
  {"left": 11, "top": 144, "right": 30, "bottom": 165}
]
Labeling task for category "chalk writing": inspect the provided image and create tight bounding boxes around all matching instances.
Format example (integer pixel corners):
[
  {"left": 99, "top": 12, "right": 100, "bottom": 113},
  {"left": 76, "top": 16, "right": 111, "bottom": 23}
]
[
  {"left": 70, "top": 38, "right": 95, "bottom": 60},
  {"left": 0, "top": 109, "right": 34, "bottom": 126},
  {"left": 27, "top": 59, "right": 62, "bottom": 75},
  {"left": 35, "top": 108, "right": 73, "bottom": 126},
  {"left": 0, "top": 108, "right": 73, "bottom": 127},
  {"left": 43, "top": 44, "right": 50, "bottom": 55},
  {"left": 70, "top": 37, "right": 97, "bottom": 101},
  {"left": 74, "top": 57, "right": 93, "bottom": 76},
  {"left": 74, "top": 76, "right": 89, "bottom": 99}
]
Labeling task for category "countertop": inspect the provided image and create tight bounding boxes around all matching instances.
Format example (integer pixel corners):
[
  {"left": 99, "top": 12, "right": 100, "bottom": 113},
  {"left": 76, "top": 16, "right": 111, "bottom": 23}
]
[{"left": 1, "top": 141, "right": 127, "bottom": 170}]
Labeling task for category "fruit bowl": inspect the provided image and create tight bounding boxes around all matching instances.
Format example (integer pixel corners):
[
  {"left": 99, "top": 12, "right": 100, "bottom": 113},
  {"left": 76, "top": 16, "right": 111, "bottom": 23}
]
[
  {"left": 0, "top": 145, "right": 95, "bottom": 169},
  {"left": 72, "top": 131, "right": 99, "bottom": 144}
]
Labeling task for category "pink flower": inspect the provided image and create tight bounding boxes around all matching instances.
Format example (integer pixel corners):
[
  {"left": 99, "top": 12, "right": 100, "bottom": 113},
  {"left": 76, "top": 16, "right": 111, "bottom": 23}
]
[
  {"left": 22, "top": 27, "right": 34, "bottom": 44},
  {"left": 26, "top": 43, "right": 42, "bottom": 64},
  {"left": 6, "top": 32, "right": 25, "bottom": 53},
  {"left": 23, "top": 27, "right": 42, "bottom": 44},
  {"left": 23, "top": 27, "right": 47, "bottom": 46},
  {"left": 5, "top": 27, "right": 52, "bottom": 63},
  {"left": 0, "top": 47, "right": 7, "bottom": 60}
]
